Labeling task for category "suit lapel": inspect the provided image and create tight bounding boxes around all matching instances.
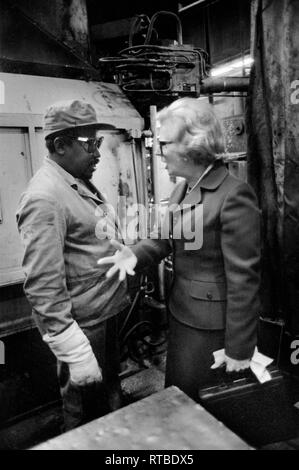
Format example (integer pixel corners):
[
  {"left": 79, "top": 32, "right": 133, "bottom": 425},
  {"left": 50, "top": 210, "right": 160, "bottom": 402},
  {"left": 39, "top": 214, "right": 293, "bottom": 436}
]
[{"left": 170, "top": 162, "right": 229, "bottom": 230}]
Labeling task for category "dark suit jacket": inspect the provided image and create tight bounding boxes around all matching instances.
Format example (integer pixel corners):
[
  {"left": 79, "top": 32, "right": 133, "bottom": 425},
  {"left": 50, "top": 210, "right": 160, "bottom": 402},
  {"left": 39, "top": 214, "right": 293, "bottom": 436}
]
[{"left": 131, "top": 162, "right": 261, "bottom": 360}]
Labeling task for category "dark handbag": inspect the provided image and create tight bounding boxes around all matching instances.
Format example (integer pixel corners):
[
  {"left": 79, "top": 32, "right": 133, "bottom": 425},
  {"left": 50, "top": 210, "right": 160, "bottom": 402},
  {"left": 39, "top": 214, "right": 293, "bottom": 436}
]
[{"left": 198, "top": 366, "right": 297, "bottom": 447}]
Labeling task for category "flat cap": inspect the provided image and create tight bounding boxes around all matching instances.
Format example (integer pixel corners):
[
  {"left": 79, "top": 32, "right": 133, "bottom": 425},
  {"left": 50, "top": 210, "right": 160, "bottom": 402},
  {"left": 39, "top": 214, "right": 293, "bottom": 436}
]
[{"left": 44, "top": 99, "right": 113, "bottom": 137}]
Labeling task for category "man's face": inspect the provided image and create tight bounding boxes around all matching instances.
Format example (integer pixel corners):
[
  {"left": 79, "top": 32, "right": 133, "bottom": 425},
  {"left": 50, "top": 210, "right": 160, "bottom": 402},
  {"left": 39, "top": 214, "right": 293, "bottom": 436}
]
[{"left": 64, "top": 128, "right": 102, "bottom": 180}]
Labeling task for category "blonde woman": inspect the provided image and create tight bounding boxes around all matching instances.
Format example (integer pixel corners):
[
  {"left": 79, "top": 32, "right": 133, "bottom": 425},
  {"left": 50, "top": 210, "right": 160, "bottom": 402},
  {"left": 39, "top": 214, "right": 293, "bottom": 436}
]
[{"left": 99, "top": 98, "right": 261, "bottom": 401}]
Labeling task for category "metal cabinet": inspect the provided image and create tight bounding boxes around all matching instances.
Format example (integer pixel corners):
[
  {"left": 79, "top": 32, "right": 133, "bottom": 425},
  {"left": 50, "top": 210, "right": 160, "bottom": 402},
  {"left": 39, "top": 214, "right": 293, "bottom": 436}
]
[{"left": 0, "top": 114, "right": 43, "bottom": 286}]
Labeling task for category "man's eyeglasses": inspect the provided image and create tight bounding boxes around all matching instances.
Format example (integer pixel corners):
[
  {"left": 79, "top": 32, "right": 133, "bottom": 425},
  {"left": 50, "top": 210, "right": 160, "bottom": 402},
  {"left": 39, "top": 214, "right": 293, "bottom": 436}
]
[
  {"left": 158, "top": 140, "right": 175, "bottom": 156},
  {"left": 68, "top": 136, "right": 104, "bottom": 153}
]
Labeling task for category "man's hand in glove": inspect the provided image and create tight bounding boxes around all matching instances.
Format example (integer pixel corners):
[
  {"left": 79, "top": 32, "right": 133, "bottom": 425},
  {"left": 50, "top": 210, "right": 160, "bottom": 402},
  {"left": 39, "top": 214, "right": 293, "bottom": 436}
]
[
  {"left": 43, "top": 321, "right": 103, "bottom": 387},
  {"left": 69, "top": 352, "right": 102, "bottom": 386}
]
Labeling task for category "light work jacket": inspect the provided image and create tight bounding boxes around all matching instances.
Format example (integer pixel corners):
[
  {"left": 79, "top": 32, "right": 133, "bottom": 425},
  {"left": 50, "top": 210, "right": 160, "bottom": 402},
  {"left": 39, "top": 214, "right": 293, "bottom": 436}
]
[{"left": 16, "top": 158, "right": 130, "bottom": 337}]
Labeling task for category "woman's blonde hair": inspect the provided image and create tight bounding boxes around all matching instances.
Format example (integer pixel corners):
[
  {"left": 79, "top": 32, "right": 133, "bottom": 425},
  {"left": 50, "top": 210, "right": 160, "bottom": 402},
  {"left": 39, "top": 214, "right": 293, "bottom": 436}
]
[{"left": 157, "top": 97, "right": 225, "bottom": 165}]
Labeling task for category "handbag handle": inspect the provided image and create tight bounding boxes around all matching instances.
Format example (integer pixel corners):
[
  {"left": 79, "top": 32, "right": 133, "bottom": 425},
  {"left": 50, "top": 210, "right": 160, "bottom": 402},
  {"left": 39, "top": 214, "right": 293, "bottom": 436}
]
[{"left": 214, "top": 364, "right": 257, "bottom": 388}]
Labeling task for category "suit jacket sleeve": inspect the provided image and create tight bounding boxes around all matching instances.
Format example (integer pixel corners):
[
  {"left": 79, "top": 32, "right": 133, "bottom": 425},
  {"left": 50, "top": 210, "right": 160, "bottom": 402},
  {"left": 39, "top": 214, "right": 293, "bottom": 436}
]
[
  {"left": 131, "top": 207, "right": 173, "bottom": 270},
  {"left": 16, "top": 194, "right": 73, "bottom": 337},
  {"left": 220, "top": 182, "right": 261, "bottom": 360}
]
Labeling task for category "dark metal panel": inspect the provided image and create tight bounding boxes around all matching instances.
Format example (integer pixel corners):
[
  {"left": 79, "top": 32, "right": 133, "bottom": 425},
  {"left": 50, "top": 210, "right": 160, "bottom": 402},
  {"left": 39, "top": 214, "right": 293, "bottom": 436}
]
[
  {"left": 87, "top": 0, "right": 177, "bottom": 24},
  {"left": 180, "top": 6, "right": 207, "bottom": 49},
  {"left": 0, "top": 58, "right": 99, "bottom": 81},
  {"left": 208, "top": 0, "right": 251, "bottom": 64},
  {"left": 91, "top": 17, "right": 135, "bottom": 41},
  {"left": 0, "top": 328, "right": 59, "bottom": 425},
  {"left": 0, "top": 285, "right": 32, "bottom": 338},
  {"left": 4, "top": 0, "right": 89, "bottom": 57},
  {"left": 0, "top": 1, "right": 95, "bottom": 76}
]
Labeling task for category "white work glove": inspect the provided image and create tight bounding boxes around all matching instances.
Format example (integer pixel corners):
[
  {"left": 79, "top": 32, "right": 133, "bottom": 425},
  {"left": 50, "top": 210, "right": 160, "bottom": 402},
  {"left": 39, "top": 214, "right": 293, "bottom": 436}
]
[
  {"left": 68, "top": 354, "right": 102, "bottom": 386},
  {"left": 224, "top": 354, "right": 251, "bottom": 372},
  {"left": 43, "top": 321, "right": 102, "bottom": 386},
  {"left": 97, "top": 239, "right": 137, "bottom": 281}
]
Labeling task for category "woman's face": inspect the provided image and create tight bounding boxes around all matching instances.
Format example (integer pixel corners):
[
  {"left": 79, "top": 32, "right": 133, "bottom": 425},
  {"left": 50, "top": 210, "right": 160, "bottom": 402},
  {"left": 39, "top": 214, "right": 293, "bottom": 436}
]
[{"left": 158, "top": 118, "right": 189, "bottom": 179}]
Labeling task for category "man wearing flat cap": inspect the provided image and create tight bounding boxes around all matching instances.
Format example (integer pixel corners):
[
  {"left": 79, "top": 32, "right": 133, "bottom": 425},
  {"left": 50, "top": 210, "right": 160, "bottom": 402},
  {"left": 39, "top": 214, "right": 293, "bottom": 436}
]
[{"left": 16, "top": 99, "right": 130, "bottom": 431}]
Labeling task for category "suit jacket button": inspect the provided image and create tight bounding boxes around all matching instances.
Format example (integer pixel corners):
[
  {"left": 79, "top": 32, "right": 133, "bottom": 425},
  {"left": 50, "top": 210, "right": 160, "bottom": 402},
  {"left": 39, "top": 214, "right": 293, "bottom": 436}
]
[{"left": 207, "top": 292, "right": 213, "bottom": 300}]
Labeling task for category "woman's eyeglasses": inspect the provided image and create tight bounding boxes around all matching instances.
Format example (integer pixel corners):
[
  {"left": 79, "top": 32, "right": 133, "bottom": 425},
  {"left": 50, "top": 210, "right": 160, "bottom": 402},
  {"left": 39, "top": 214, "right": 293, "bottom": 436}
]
[{"left": 158, "top": 140, "right": 175, "bottom": 156}]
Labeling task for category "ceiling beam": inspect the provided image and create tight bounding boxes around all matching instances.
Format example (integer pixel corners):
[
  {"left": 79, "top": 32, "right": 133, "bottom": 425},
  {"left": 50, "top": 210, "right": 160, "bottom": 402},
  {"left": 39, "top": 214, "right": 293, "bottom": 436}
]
[{"left": 91, "top": 17, "right": 134, "bottom": 41}]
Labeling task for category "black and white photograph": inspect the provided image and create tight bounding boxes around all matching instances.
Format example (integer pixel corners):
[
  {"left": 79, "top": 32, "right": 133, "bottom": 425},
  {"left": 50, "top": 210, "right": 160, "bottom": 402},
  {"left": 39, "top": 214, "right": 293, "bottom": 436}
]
[{"left": 0, "top": 0, "right": 299, "bottom": 454}]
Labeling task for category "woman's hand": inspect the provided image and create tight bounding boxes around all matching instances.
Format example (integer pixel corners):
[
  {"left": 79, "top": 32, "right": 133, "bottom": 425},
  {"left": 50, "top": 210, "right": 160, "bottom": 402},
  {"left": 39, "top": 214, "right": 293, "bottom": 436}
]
[
  {"left": 224, "top": 354, "right": 251, "bottom": 372},
  {"left": 97, "top": 239, "right": 137, "bottom": 281}
]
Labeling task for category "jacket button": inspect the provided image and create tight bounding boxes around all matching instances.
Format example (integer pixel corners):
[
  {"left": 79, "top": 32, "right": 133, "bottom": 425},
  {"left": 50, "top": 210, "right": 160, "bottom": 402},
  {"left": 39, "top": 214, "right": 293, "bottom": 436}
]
[{"left": 207, "top": 292, "right": 213, "bottom": 300}]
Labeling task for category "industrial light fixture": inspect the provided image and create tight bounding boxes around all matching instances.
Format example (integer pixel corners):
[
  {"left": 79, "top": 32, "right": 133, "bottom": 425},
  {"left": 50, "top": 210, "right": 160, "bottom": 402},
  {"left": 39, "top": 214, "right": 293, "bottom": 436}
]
[{"left": 210, "top": 55, "right": 254, "bottom": 77}]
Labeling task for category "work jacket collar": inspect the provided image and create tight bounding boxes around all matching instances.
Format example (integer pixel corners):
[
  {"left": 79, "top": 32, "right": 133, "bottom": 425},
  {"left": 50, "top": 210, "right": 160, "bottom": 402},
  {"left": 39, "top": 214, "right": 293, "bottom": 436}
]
[{"left": 45, "top": 157, "right": 105, "bottom": 204}]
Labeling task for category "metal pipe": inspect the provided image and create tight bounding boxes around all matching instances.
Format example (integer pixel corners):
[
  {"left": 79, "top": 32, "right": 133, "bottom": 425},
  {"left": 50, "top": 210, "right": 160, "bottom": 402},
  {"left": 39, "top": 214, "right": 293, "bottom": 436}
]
[
  {"left": 149, "top": 105, "right": 165, "bottom": 300},
  {"left": 145, "top": 11, "right": 183, "bottom": 45},
  {"left": 201, "top": 77, "right": 250, "bottom": 94},
  {"left": 178, "top": 0, "right": 208, "bottom": 13},
  {"left": 149, "top": 106, "right": 161, "bottom": 206}
]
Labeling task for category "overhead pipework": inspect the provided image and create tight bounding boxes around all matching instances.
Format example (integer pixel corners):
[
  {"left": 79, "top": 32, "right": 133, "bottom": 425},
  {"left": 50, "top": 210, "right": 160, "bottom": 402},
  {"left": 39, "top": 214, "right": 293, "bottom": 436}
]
[
  {"left": 201, "top": 76, "right": 250, "bottom": 94},
  {"left": 98, "top": 10, "right": 209, "bottom": 96}
]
